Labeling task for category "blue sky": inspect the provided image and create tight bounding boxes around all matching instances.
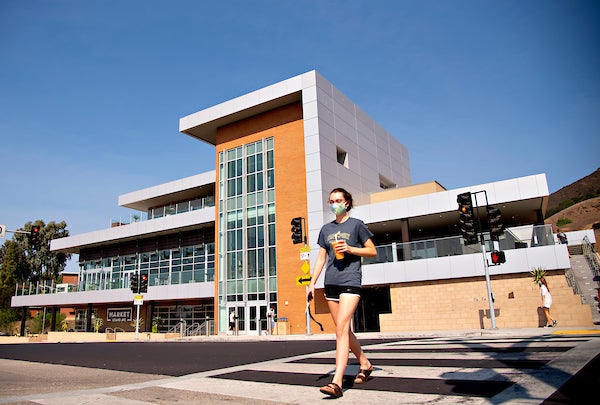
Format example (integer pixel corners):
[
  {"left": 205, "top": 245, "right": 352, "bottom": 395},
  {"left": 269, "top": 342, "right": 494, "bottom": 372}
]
[{"left": 1, "top": 1, "right": 598, "bottom": 271}]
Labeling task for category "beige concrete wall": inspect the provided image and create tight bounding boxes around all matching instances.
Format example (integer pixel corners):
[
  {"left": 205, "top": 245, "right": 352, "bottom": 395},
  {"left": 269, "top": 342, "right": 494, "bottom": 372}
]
[
  {"left": 43, "top": 331, "right": 180, "bottom": 342},
  {"left": 370, "top": 181, "right": 446, "bottom": 203},
  {"left": 380, "top": 271, "right": 593, "bottom": 331}
]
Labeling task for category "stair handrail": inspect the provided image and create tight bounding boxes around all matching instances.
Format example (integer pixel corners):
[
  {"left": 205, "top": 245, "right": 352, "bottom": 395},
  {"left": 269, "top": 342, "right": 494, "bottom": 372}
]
[
  {"left": 565, "top": 268, "right": 584, "bottom": 303},
  {"left": 167, "top": 321, "right": 184, "bottom": 336},
  {"left": 186, "top": 322, "right": 201, "bottom": 336},
  {"left": 582, "top": 235, "right": 600, "bottom": 278}
]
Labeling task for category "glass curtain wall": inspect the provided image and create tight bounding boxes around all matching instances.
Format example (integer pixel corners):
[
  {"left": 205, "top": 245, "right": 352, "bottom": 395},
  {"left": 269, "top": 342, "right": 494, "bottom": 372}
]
[
  {"left": 218, "top": 138, "right": 277, "bottom": 334},
  {"left": 78, "top": 244, "right": 215, "bottom": 292}
]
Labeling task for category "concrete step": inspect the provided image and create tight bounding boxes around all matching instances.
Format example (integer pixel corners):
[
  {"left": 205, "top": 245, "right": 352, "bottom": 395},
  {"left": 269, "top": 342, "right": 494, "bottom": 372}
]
[
  {"left": 569, "top": 254, "right": 600, "bottom": 325},
  {"left": 569, "top": 245, "right": 584, "bottom": 255}
]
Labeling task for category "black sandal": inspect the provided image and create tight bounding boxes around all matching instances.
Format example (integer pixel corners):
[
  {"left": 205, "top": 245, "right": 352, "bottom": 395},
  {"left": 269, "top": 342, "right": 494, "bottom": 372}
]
[
  {"left": 354, "top": 365, "right": 373, "bottom": 384},
  {"left": 320, "top": 382, "right": 343, "bottom": 398}
]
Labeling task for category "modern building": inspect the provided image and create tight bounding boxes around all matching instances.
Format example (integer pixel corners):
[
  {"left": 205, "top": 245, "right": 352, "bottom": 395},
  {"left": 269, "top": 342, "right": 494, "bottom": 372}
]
[{"left": 11, "top": 71, "right": 594, "bottom": 336}]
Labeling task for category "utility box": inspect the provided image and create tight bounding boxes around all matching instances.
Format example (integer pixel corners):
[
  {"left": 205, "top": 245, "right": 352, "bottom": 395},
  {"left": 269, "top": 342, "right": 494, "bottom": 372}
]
[{"left": 276, "top": 321, "right": 290, "bottom": 335}]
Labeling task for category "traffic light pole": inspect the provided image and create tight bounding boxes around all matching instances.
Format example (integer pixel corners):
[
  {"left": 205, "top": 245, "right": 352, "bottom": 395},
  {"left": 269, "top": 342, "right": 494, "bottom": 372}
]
[
  {"left": 472, "top": 191, "right": 497, "bottom": 329},
  {"left": 135, "top": 302, "right": 141, "bottom": 340},
  {"left": 305, "top": 285, "right": 311, "bottom": 335}
]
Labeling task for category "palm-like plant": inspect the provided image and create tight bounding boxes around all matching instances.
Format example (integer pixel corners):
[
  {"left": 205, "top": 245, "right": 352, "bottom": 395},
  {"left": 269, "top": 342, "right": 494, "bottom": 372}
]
[
  {"left": 530, "top": 267, "right": 547, "bottom": 283},
  {"left": 93, "top": 317, "right": 103, "bottom": 333}
]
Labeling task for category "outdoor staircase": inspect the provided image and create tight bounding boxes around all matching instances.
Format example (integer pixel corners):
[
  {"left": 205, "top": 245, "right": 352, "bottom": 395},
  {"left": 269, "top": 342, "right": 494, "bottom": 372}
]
[{"left": 568, "top": 253, "right": 600, "bottom": 325}]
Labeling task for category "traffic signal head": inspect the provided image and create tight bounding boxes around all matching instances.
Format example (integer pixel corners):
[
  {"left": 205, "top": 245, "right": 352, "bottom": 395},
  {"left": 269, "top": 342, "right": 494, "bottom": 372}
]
[
  {"left": 290, "top": 217, "right": 304, "bottom": 244},
  {"left": 30, "top": 225, "right": 41, "bottom": 238},
  {"left": 457, "top": 192, "right": 477, "bottom": 245},
  {"left": 457, "top": 192, "right": 473, "bottom": 214},
  {"left": 139, "top": 270, "right": 149, "bottom": 293},
  {"left": 490, "top": 250, "right": 506, "bottom": 265},
  {"left": 130, "top": 273, "right": 139, "bottom": 293},
  {"left": 487, "top": 206, "right": 504, "bottom": 240}
]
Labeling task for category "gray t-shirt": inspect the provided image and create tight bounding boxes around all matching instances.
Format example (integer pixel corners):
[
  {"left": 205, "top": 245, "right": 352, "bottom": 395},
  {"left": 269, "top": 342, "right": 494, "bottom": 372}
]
[{"left": 317, "top": 217, "right": 374, "bottom": 287}]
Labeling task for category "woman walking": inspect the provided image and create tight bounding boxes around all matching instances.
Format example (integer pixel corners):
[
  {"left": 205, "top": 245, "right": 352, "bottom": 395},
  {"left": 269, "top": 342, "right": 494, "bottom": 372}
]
[
  {"left": 307, "top": 187, "right": 377, "bottom": 398},
  {"left": 539, "top": 277, "right": 558, "bottom": 327}
]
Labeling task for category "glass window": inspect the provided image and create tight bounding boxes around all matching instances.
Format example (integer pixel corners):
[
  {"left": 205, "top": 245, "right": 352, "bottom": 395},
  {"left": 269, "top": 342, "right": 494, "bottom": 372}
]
[
  {"left": 268, "top": 223, "right": 276, "bottom": 246},
  {"left": 177, "top": 202, "right": 189, "bottom": 214},
  {"left": 247, "top": 155, "right": 256, "bottom": 174},
  {"left": 267, "top": 169, "right": 274, "bottom": 188},
  {"left": 218, "top": 138, "right": 275, "bottom": 309},
  {"left": 247, "top": 227, "right": 257, "bottom": 249},
  {"left": 247, "top": 174, "right": 256, "bottom": 193},
  {"left": 247, "top": 250, "right": 257, "bottom": 277}
]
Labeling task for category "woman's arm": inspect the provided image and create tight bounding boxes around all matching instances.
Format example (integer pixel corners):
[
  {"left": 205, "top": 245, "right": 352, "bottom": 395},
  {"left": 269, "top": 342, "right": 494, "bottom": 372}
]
[
  {"left": 307, "top": 247, "right": 328, "bottom": 300},
  {"left": 339, "top": 238, "right": 377, "bottom": 258}
]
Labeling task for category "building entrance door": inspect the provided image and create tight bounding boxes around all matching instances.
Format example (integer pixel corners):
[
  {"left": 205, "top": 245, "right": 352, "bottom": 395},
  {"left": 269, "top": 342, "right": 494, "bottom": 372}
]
[
  {"left": 248, "top": 304, "right": 268, "bottom": 335},
  {"left": 227, "top": 305, "right": 245, "bottom": 334},
  {"left": 226, "top": 303, "right": 267, "bottom": 335}
]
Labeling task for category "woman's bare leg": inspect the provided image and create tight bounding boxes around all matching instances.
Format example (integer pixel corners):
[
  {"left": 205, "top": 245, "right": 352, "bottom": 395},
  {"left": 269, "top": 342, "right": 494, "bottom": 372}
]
[
  {"left": 327, "top": 294, "right": 369, "bottom": 387},
  {"left": 543, "top": 307, "right": 554, "bottom": 325}
]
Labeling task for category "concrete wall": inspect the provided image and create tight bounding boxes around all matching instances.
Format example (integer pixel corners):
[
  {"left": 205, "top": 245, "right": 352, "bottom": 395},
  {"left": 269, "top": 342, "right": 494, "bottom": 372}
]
[{"left": 380, "top": 271, "right": 593, "bottom": 331}]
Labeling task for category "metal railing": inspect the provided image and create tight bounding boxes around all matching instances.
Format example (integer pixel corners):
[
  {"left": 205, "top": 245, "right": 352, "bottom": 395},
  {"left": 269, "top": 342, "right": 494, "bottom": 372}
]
[
  {"left": 186, "top": 322, "right": 201, "bottom": 336},
  {"left": 14, "top": 224, "right": 558, "bottom": 297},
  {"left": 168, "top": 320, "right": 186, "bottom": 337},
  {"left": 363, "top": 224, "right": 556, "bottom": 265},
  {"left": 14, "top": 267, "right": 214, "bottom": 297},
  {"left": 105, "top": 327, "right": 125, "bottom": 339},
  {"left": 582, "top": 235, "right": 600, "bottom": 279},
  {"left": 565, "top": 269, "right": 584, "bottom": 303}
]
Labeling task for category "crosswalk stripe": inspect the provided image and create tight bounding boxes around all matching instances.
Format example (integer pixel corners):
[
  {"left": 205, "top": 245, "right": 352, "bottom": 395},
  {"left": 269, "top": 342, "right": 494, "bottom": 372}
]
[{"left": 159, "top": 335, "right": 598, "bottom": 403}]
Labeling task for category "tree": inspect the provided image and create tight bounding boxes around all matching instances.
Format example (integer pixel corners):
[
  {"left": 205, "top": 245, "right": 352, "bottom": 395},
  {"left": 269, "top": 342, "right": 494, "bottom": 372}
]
[
  {"left": 0, "top": 241, "right": 27, "bottom": 306},
  {"left": 0, "top": 241, "right": 27, "bottom": 331},
  {"left": 11, "top": 220, "right": 71, "bottom": 283}
]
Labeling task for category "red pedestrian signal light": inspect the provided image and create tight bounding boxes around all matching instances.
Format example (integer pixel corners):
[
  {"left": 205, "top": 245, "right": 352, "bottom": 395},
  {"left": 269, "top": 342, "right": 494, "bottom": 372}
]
[{"left": 490, "top": 250, "right": 506, "bottom": 265}]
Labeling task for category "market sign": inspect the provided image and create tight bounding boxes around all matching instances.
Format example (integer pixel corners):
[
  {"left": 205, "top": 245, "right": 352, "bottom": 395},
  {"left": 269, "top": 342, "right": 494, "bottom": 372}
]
[{"left": 107, "top": 307, "right": 133, "bottom": 322}]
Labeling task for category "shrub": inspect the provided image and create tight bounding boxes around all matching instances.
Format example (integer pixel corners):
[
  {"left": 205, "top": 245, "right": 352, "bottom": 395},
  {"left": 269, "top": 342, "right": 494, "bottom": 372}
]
[{"left": 557, "top": 218, "right": 572, "bottom": 227}]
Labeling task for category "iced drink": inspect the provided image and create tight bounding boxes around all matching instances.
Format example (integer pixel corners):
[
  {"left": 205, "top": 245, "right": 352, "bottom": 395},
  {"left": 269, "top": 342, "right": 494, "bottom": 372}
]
[{"left": 332, "top": 240, "right": 344, "bottom": 260}]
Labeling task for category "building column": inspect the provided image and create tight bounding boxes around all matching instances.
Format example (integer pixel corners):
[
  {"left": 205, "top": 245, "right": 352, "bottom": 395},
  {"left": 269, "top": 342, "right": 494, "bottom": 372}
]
[
  {"left": 87, "top": 303, "right": 92, "bottom": 332},
  {"left": 20, "top": 307, "right": 27, "bottom": 336},
  {"left": 401, "top": 219, "right": 411, "bottom": 261}
]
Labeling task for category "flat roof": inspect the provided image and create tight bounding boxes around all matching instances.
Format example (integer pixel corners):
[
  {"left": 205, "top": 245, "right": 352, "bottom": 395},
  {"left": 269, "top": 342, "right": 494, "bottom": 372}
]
[
  {"left": 179, "top": 71, "right": 312, "bottom": 145},
  {"left": 118, "top": 171, "right": 216, "bottom": 211}
]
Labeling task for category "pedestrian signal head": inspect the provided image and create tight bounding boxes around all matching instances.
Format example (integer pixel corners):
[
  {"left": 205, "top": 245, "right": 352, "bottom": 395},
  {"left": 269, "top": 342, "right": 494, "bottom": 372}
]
[{"left": 490, "top": 250, "right": 506, "bottom": 265}]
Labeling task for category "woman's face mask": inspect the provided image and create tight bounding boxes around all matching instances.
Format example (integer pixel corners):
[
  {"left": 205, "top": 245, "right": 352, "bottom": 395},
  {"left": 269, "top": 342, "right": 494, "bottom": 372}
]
[{"left": 330, "top": 202, "right": 347, "bottom": 215}]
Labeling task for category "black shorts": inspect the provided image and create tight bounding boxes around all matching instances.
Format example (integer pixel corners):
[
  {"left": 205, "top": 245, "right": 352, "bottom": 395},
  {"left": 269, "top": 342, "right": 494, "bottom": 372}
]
[{"left": 324, "top": 285, "right": 362, "bottom": 301}]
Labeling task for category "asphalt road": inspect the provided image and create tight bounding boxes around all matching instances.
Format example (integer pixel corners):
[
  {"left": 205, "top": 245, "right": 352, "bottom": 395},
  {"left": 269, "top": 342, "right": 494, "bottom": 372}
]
[
  {"left": 0, "top": 331, "right": 599, "bottom": 404},
  {"left": 0, "top": 339, "right": 344, "bottom": 376}
]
